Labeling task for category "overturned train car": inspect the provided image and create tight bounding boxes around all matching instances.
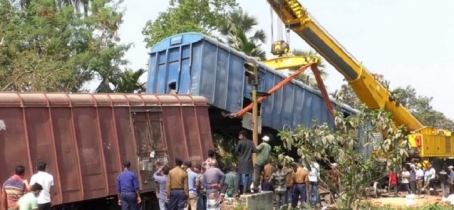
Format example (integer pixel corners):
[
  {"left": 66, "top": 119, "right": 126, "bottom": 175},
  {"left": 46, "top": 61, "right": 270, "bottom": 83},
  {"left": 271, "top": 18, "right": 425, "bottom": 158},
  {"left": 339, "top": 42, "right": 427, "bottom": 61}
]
[{"left": 0, "top": 92, "right": 213, "bottom": 209}]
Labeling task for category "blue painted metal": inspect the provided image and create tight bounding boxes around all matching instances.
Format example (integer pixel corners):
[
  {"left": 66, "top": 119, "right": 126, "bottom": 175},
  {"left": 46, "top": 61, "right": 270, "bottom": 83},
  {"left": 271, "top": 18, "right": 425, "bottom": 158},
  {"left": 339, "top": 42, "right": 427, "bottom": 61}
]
[{"left": 147, "top": 32, "right": 358, "bottom": 131}]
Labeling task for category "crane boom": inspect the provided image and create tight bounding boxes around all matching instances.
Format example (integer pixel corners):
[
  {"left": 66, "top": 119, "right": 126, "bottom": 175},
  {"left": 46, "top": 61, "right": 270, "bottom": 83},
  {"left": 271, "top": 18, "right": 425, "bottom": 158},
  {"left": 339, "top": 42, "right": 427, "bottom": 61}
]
[{"left": 267, "top": 0, "right": 423, "bottom": 132}]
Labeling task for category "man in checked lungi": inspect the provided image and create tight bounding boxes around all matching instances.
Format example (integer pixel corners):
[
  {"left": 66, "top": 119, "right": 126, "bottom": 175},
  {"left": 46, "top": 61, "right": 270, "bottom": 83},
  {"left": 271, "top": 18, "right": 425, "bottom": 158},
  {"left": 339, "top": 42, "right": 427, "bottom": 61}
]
[{"left": 202, "top": 160, "right": 225, "bottom": 210}]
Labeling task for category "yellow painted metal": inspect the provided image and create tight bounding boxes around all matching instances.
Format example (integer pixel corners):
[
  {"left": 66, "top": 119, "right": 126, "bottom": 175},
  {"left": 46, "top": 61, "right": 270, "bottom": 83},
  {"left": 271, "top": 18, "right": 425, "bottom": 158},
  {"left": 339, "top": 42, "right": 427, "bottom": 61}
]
[
  {"left": 263, "top": 55, "right": 320, "bottom": 70},
  {"left": 267, "top": 0, "right": 451, "bottom": 157}
]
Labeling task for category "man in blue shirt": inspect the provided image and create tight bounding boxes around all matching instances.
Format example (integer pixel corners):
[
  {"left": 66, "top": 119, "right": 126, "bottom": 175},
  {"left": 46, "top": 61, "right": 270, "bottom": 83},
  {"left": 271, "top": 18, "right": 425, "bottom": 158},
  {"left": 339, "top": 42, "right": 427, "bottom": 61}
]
[
  {"left": 184, "top": 162, "right": 198, "bottom": 210},
  {"left": 154, "top": 165, "right": 170, "bottom": 210},
  {"left": 117, "top": 161, "right": 141, "bottom": 210}
]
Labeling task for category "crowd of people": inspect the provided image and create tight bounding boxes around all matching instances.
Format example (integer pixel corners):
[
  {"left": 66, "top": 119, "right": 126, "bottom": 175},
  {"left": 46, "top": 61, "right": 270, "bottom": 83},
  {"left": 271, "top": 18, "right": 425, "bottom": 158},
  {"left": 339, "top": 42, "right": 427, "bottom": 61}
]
[
  {"left": 1, "top": 162, "right": 55, "bottom": 210},
  {"left": 389, "top": 162, "right": 454, "bottom": 198},
  {"left": 116, "top": 130, "right": 341, "bottom": 210}
]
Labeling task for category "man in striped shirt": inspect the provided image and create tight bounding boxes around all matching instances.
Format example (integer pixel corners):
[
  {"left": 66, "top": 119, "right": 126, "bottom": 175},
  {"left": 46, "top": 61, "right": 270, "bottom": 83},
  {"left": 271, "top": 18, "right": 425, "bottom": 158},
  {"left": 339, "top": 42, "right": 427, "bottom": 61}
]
[
  {"left": 2, "top": 165, "right": 29, "bottom": 210},
  {"left": 269, "top": 164, "right": 292, "bottom": 210}
]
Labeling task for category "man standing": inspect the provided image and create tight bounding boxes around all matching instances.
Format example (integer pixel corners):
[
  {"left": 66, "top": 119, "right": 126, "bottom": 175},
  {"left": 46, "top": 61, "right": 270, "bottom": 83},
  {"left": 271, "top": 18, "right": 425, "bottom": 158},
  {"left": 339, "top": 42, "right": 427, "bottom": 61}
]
[
  {"left": 388, "top": 170, "right": 398, "bottom": 197},
  {"left": 203, "top": 161, "right": 225, "bottom": 210},
  {"left": 409, "top": 164, "right": 417, "bottom": 194},
  {"left": 261, "top": 161, "right": 275, "bottom": 192},
  {"left": 154, "top": 165, "right": 170, "bottom": 210},
  {"left": 426, "top": 164, "right": 436, "bottom": 196},
  {"left": 282, "top": 162, "right": 294, "bottom": 205},
  {"left": 448, "top": 166, "right": 454, "bottom": 195},
  {"left": 166, "top": 158, "right": 188, "bottom": 210},
  {"left": 117, "top": 161, "right": 141, "bottom": 210},
  {"left": 308, "top": 161, "right": 320, "bottom": 208},
  {"left": 439, "top": 168, "right": 449, "bottom": 198},
  {"left": 253, "top": 136, "right": 271, "bottom": 192},
  {"left": 415, "top": 166, "right": 424, "bottom": 195},
  {"left": 234, "top": 130, "right": 256, "bottom": 197},
  {"left": 291, "top": 161, "right": 308, "bottom": 209},
  {"left": 204, "top": 150, "right": 216, "bottom": 170},
  {"left": 222, "top": 167, "right": 237, "bottom": 198},
  {"left": 2, "top": 165, "right": 28, "bottom": 210},
  {"left": 29, "top": 161, "right": 54, "bottom": 210},
  {"left": 184, "top": 162, "right": 198, "bottom": 210},
  {"left": 17, "top": 183, "right": 43, "bottom": 210},
  {"left": 269, "top": 164, "right": 292, "bottom": 210},
  {"left": 400, "top": 167, "right": 411, "bottom": 194},
  {"left": 195, "top": 165, "right": 206, "bottom": 210},
  {"left": 326, "top": 163, "right": 340, "bottom": 204}
]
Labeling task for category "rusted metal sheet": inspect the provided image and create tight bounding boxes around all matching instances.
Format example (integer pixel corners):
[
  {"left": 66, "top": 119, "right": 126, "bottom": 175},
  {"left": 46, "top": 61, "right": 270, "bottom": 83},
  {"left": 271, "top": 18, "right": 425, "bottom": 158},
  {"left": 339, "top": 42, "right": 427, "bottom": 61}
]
[{"left": 0, "top": 92, "right": 213, "bottom": 206}]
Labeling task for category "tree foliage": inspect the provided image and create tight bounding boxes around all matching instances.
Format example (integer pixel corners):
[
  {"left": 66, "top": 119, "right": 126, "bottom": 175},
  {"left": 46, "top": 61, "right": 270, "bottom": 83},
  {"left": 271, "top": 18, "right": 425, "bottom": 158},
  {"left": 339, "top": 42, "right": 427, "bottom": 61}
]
[
  {"left": 142, "top": 0, "right": 238, "bottom": 48},
  {"left": 219, "top": 9, "right": 267, "bottom": 60},
  {"left": 279, "top": 105, "right": 410, "bottom": 209},
  {"left": 291, "top": 49, "right": 328, "bottom": 90},
  {"left": 0, "top": 0, "right": 130, "bottom": 92},
  {"left": 111, "top": 68, "right": 147, "bottom": 93}
]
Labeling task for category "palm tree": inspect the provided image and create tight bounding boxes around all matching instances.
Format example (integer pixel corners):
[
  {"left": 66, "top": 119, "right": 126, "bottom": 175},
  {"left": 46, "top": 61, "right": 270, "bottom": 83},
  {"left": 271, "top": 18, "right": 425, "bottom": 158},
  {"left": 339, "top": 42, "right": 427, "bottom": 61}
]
[
  {"left": 14, "top": 0, "right": 90, "bottom": 13},
  {"left": 290, "top": 49, "right": 328, "bottom": 90},
  {"left": 61, "top": 0, "right": 90, "bottom": 15},
  {"left": 112, "top": 69, "right": 147, "bottom": 93},
  {"left": 219, "top": 9, "right": 267, "bottom": 61}
]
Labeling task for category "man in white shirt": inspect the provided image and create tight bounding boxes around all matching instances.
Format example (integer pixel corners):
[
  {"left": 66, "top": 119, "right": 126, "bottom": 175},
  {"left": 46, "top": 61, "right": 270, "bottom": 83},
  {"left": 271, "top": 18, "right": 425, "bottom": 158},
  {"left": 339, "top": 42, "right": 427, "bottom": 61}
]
[
  {"left": 427, "top": 164, "right": 436, "bottom": 195},
  {"left": 30, "top": 161, "right": 54, "bottom": 210},
  {"left": 400, "top": 167, "right": 411, "bottom": 194},
  {"left": 308, "top": 161, "right": 320, "bottom": 207}
]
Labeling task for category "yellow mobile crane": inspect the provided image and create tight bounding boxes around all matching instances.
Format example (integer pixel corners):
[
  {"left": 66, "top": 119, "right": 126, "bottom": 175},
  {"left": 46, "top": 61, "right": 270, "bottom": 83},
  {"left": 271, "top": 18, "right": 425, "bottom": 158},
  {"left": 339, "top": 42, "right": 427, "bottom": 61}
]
[{"left": 265, "top": 0, "right": 453, "bottom": 159}]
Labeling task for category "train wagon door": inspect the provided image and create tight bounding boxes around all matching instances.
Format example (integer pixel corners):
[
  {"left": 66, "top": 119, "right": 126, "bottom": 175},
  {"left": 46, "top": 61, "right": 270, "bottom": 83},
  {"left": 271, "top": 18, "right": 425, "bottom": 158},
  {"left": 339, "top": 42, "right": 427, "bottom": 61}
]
[{"left": 132, "top": 109, "right": 168, "bottom": 192}]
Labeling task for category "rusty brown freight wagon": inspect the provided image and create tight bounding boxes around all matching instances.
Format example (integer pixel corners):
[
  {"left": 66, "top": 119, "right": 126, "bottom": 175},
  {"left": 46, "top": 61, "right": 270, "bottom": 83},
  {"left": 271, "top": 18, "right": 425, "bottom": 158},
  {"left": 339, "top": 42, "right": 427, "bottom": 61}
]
[{"left": 0, "top": 92, "right": 213, "bottom": 209}]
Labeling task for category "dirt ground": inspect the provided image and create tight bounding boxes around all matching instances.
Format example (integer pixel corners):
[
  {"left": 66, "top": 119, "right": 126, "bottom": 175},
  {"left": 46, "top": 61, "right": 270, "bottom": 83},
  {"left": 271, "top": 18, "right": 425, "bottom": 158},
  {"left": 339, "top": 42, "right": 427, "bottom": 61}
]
[{"left": 366, "top": 196, "right": 445, "bottom": 208}]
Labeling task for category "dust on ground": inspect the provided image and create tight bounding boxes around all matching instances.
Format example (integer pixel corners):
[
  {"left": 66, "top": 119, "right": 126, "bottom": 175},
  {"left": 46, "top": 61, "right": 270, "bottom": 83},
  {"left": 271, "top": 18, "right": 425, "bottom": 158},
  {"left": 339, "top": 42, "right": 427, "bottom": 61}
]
[{"left": 365, "top": 195, "right": 446, "bottom": 209}]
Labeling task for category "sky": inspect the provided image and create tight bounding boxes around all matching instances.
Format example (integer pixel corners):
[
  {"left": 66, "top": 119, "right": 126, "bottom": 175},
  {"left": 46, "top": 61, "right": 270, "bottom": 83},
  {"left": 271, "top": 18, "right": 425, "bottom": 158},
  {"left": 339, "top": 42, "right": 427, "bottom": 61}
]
[{"left": 90, "top": 0, "right": 454, "bottom": 119}]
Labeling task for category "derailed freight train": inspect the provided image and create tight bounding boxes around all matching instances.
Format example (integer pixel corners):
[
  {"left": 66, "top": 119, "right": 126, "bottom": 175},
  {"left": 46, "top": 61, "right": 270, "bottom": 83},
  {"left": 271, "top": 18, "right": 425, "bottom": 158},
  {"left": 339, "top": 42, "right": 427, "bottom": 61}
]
[{"left": 0, "top": 92, "right": 213, "bottom": 209}]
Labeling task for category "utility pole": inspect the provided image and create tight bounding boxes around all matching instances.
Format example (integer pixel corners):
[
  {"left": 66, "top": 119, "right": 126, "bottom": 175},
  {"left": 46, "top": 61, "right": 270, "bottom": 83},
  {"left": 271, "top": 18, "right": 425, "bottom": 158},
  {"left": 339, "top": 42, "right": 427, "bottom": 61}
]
[{"left": 244, "top": 58, "right": 259, "bottom": 165}]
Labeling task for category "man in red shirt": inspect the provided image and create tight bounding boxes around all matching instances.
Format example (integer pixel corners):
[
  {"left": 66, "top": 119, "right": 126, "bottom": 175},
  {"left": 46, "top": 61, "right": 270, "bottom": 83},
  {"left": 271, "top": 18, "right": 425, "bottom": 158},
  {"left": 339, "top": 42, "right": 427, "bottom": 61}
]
[{"left": 388, "top": 170, "right": 398, "bottom": 197}]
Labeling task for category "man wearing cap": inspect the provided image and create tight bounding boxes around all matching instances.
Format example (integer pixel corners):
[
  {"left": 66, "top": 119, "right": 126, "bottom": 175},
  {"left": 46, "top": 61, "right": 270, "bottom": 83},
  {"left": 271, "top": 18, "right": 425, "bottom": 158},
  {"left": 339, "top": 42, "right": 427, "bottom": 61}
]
[
  {"left": 166, "top": 157, "right": 188, "bottom": 210},
  {"left": 253, "top": 135, "right": 272, "bottom": 192},
  {"left": 234, "top": 130, "right": 257, "bottom": 197}
]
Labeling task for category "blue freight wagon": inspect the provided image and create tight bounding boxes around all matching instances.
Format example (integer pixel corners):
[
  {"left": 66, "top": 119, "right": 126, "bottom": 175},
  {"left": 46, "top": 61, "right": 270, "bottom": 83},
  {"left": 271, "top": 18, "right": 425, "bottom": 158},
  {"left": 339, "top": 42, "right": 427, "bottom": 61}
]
[{"left": 147, "top": 32, "right": 357, "bottom": 131}]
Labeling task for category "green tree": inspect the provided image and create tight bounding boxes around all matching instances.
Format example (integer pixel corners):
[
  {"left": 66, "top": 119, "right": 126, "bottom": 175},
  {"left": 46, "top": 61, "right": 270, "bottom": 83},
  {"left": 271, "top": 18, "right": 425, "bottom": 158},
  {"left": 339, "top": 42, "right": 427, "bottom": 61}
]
[
  {"left": 279, "top": 105, "right": 410, "bottom": 209},
  {"left": 142, "top": 0, "right": 238, "bottom": 48},
  {"left": 219, "top": 9, "right": 267, "bottom": 60},
  {"left": 0, "top": 0, "right": 130, "bottom": 92},
  {"left": 111, "top": 69, "right": 147, "bottom": 93},
  {"left": 336, "top": 76, "right": 454, "bottom": 130},
  {"left": 291, "top": 49, "right": 328, "bottom": 89},
  {"left": 335, "top": 84, "right": 362, "bottom": 110},
  {"left": 392, "top": 86, "right": 454, "bottom": 130}
]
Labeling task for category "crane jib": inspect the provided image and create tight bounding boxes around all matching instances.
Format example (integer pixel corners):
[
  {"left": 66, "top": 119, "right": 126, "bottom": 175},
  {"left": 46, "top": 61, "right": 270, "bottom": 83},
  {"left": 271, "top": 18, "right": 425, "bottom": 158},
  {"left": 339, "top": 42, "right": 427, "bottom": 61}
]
[
  {"left": 286, "top": 0, "right": 304, "bottom": 19},
  {"left": 282, "top": 0, "right": 359, "bottom": 81}
]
